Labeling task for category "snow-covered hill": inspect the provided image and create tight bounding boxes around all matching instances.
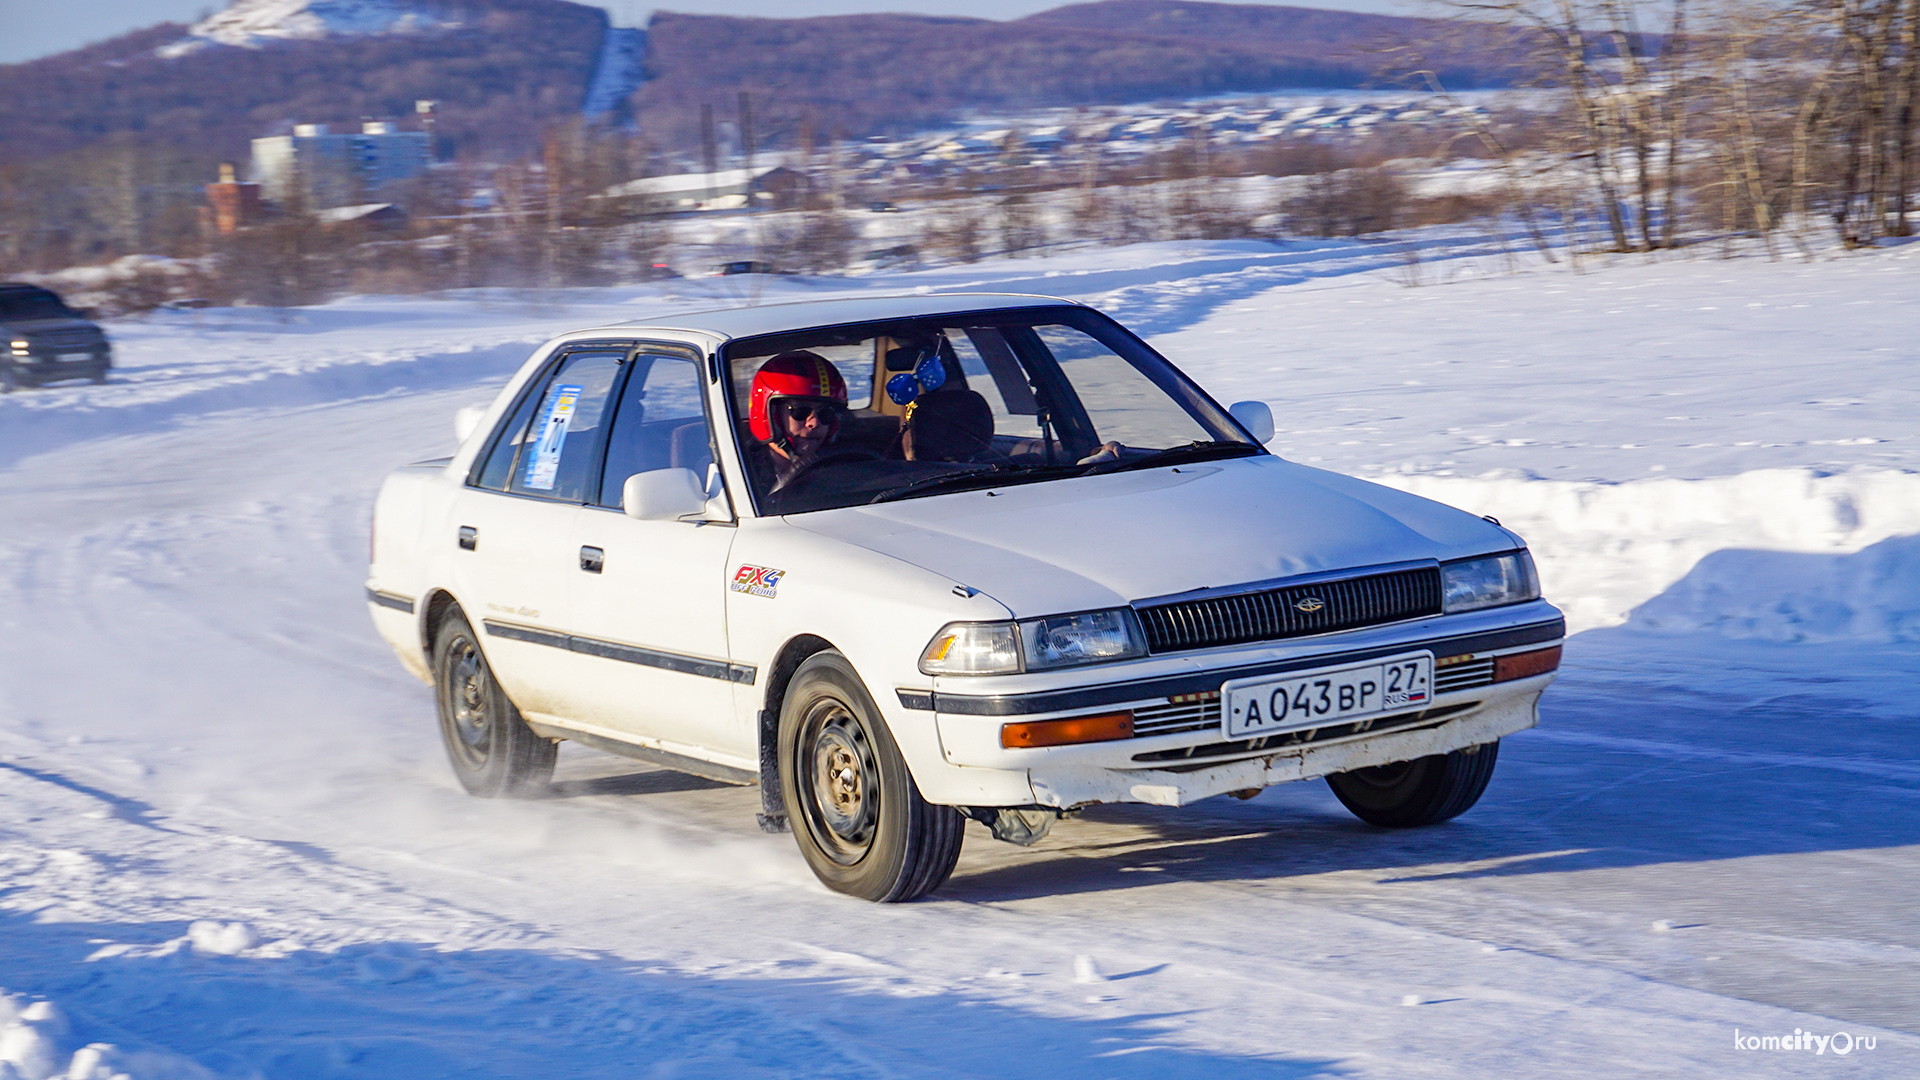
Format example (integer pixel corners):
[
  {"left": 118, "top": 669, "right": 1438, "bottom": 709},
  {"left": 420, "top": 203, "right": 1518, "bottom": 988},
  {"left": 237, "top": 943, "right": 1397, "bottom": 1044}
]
[
  {"left": 158, "top": 0, "right": 459, "bottom": 57},
  {"left": 1, "top": 240, "right": 1916, "bottom": 1077}
]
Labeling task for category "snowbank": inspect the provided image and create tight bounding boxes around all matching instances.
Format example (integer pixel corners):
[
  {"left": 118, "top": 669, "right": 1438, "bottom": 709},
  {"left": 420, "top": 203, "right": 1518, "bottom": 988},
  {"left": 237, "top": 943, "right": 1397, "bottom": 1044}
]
[
  {"left": 1375, "top": 467, "right": 1920, "bottom": 637},
  {"left": 0, "top": 992, "right": 208, "bottom": 1080}
]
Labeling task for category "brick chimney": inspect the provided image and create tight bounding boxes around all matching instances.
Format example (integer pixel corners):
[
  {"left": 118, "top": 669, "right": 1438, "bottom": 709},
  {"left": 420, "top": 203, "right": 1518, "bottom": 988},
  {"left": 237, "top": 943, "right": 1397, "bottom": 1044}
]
[{"left": 205, "top": 162, "right": 264, "bottom": 235}]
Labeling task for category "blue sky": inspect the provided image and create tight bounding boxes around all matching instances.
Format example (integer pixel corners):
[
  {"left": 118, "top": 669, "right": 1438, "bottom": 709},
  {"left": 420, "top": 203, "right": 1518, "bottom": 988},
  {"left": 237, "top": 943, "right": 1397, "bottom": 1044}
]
[{"left": 1, "top": 0, "right": 1410, "bottom": 65}]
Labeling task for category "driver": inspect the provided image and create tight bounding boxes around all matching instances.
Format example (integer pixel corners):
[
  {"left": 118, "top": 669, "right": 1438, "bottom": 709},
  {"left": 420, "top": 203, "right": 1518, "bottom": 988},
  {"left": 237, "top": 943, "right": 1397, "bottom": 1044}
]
[{"left": 745, "top": 350, "right": 849, "bottom": 493}]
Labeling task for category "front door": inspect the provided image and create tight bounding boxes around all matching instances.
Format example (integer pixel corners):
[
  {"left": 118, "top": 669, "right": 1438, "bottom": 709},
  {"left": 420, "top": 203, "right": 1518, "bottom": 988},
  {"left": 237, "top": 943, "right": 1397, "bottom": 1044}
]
[{"left": 561, "top": 349, "right": 750, "bottom": 765}]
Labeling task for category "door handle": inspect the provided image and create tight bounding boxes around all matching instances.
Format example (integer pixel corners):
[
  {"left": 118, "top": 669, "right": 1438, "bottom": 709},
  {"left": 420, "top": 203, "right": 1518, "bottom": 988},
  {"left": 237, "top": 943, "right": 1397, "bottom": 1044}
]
[
  {"left": 579, "top": 546, "right": 604, "bottom": 574},
  {"left": 457, "top": 525, "right": 477, "bottom": 551}
]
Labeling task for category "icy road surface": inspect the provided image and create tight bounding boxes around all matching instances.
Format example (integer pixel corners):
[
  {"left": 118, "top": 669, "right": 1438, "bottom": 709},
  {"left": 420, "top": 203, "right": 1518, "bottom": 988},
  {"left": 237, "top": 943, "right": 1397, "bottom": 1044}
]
[{"left": 0, "top": 239, "right": 1916, "bottom": 1077}]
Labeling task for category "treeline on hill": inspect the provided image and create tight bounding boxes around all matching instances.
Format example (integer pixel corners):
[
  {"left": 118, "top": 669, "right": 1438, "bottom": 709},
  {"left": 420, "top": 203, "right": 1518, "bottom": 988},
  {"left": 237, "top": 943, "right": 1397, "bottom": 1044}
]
[
  {"left": 3, "top": 0, "right": 1915, "bottom": 308},
  {"left": 0, "top": 0, "right": 602, "bottom": 270},
  {"left": 1427, "top": 0, "right": 1920, "bottom": 251},
  {"left": 633, "top": 1, "right": 1521, "bottom": 148},
  {"left": 0, "top": 0, "right": 602, "bottom": 167}
]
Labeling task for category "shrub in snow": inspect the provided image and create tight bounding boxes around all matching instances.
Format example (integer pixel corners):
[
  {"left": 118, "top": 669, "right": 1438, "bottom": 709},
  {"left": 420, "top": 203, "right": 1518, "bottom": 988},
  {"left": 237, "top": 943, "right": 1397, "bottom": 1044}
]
[{"left": 186, "top": 921, "right": 257, "bottom": 957}]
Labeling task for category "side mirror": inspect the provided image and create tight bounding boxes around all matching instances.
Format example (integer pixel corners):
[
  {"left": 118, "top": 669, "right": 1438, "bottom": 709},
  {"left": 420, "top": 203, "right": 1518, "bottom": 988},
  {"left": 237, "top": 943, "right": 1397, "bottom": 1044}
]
[
  {"left": 623, "top": 468, "right": 708, "bottom": 521},
  {"left": 454, "top": 404, "right": 487, "bottom": 444},
  {"left": 1228, "top": 400, "right": 1275, "bottom": 444}
]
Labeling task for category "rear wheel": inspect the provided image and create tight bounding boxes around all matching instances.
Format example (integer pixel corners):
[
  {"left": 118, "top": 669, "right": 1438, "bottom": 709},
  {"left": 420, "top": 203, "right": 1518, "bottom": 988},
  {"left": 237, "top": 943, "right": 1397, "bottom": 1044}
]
[
  {"left": 1326, "top": 741, "right": 1499, "bottom": 827},
  {"left": 432, "top": 609, "right": 555, "bottom": 798},
  {"left": 779, "top": 650, "right": 963, "bottom": 901}
]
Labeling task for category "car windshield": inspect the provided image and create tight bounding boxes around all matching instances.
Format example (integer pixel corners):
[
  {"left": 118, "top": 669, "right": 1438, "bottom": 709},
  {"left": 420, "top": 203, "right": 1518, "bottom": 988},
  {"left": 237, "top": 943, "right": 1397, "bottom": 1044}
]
[
  {"left": 721, "top": 306, "right": 1260, "bottom": 515},
  {"left": 0, "top": 288, "right": 74, "bottom": 321}
]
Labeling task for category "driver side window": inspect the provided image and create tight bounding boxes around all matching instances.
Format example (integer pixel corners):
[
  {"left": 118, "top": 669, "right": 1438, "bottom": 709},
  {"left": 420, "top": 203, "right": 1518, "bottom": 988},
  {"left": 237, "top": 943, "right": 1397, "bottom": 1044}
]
[{"left": 596, "top": 352, "right": 715, "bottom": 508}]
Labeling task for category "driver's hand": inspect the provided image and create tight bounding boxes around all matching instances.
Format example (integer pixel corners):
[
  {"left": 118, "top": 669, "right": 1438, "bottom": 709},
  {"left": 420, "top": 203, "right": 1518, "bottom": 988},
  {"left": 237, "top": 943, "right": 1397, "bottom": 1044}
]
[{"left": 1076, "top": 441, "right": 1124, "bottom": 465}]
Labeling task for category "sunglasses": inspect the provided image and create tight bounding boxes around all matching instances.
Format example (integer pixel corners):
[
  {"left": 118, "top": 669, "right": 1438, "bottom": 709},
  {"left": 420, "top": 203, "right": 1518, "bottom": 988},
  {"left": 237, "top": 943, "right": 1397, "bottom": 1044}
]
[{"left": 782, "top": 401, "right": 841, "bottom": 424}]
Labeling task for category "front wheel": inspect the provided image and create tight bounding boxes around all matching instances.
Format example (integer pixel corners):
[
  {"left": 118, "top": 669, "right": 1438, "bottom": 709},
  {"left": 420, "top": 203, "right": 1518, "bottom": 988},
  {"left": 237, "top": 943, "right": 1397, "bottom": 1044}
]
[
  {"left": 432, "top": 608, "right": 556, "bottom": 798},
  {"left": 1326, "top": 741, "right": 1499, "bottom": 827},
  {"left": 778, "top": 650, "right": 963, "bottom": 901}
]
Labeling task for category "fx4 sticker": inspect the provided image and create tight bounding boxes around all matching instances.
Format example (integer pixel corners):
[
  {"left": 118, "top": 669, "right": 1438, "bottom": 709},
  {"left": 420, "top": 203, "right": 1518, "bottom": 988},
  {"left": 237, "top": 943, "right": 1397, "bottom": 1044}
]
[{"left": 731, "top": 564, "right": 785, "bottom": 599}]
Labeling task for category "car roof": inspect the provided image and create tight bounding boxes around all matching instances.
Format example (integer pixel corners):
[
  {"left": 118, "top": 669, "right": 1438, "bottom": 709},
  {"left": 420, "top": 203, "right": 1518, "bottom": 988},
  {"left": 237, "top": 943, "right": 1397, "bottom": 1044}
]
[{"left": 577, "top": 292, "right": 1081, "bottom": 342}]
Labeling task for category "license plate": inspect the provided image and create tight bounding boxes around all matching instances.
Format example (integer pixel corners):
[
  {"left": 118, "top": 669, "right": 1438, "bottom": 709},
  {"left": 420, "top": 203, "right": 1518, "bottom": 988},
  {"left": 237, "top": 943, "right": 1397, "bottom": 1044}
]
[
  {"left": 1222, "top": 652, "right": 1433, "bottom": 739},
  {"left": 58, "top": 352, "right": 92, "bottom": 362}
]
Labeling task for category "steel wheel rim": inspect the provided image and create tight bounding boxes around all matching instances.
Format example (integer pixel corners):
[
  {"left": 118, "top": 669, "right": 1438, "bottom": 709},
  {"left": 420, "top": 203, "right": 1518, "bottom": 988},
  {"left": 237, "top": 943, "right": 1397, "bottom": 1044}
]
[
  {"left": 441, "top": 635, "right": 493, "bottom": 769},
  {"left": 799, "top": 698, "right": 879, "bottom": 865}
]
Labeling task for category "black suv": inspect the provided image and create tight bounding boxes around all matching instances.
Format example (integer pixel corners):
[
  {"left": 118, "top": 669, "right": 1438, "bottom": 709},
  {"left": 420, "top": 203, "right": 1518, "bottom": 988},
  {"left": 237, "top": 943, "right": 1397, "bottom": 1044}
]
[{"left": 1, "top": 283, "right": 111, "bottom": 392}]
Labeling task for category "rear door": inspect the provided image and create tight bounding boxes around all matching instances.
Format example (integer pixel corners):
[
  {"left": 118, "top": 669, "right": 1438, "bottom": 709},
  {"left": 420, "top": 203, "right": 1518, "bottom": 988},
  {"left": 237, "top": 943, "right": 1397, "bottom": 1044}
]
[{"left": 444, "top": 343, "right": 629, "bottom": 717}]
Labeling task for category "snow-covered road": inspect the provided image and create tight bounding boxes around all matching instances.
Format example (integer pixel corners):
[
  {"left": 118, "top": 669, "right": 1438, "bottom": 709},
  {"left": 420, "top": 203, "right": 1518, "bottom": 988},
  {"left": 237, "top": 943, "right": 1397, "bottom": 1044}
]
[{"left": 1, "top": 239, "right": 1915, "bottom": 1077}]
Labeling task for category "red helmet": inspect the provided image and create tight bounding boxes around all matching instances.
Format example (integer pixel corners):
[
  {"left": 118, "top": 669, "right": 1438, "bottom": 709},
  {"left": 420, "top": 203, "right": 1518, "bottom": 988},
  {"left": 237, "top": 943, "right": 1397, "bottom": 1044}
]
[{"left": 748, "top": 350, "right": 848, "bottom": 443}]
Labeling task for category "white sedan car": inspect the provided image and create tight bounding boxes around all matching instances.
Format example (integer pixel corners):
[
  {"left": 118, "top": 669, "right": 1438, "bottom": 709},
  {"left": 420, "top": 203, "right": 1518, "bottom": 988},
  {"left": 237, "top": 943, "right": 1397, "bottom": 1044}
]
[{"left": 367, "top": 294, "right": 1564, "bottom": 901}]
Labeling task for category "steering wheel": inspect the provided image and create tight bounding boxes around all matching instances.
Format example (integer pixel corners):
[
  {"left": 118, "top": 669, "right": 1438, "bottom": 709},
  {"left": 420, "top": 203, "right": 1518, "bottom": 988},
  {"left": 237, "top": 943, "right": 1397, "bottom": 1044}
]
[{"left": 772, "top": 446, "right": 886, "bottom": 499}]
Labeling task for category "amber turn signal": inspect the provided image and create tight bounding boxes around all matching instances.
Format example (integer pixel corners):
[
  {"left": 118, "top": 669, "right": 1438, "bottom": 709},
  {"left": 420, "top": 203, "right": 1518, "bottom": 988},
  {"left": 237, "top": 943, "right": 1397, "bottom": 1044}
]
[
  {"left": 1000, "top": 712, "right": 1133, "bottom": 749},
  {"left": 1493, "top": 645, "right": 1562, "bottom": 683}
]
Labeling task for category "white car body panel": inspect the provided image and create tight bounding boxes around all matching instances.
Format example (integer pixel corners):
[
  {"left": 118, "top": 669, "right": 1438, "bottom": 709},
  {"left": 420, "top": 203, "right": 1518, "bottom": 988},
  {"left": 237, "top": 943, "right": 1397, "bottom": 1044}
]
[
  {"left": 787, "top": 455, "right": 1522, "bottom": 614},
  {"left": 564, "top": 509, "right": 743, "bottom": 756},
  {"left": 365, "top": 294, "right": 1565, "bottom": 816}
]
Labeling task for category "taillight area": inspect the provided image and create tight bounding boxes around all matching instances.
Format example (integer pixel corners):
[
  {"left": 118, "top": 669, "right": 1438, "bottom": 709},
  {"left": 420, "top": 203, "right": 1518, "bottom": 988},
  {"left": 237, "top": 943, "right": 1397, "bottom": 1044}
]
[
  {"left": 1493, "top": 645, "right": 1562, "bottom": 683},
  {"left": 1001, "top": 711, "right": 1133, "bottom": 749}
]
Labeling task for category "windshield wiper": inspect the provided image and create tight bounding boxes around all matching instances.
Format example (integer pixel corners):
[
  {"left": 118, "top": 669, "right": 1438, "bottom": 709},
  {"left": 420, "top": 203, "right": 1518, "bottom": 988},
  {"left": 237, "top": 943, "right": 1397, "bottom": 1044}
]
[
  {"left": 1089, "top": 440, "right": 1263, "bottom": 474},
  {"left": 867, "top": 462, "right": 1083, "bottom": 504}
]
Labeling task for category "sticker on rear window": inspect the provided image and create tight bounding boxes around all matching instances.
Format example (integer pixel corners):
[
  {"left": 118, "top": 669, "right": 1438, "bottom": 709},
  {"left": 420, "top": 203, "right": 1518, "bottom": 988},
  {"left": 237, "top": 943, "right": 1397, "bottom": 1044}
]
[{"left": 523, "top": 384, "right": 583, "bottom": 491}]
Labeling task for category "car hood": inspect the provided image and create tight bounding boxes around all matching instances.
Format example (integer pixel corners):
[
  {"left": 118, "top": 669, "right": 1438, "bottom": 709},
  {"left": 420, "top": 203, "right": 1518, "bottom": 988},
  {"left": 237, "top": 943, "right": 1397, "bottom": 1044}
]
[
  {"left": 1, "top": 317, "right": 101, "bottom": 336},
  {"left": 787, "top": 455, "right": 1518, "bottom": 616}
]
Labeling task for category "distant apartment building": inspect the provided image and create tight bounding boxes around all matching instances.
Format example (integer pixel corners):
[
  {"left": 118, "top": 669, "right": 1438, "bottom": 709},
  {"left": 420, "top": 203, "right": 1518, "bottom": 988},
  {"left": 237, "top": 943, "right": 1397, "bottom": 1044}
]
[{"left": 251, "top": 122, "right": 431, "bottom": 210}]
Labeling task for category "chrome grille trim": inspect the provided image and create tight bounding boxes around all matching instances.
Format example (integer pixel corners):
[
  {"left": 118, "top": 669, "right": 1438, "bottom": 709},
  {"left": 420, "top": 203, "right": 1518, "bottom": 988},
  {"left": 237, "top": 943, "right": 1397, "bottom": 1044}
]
[
  {"left": 1135, "top": 566, "right": 1442, "bottom": 654},
  {"left": 36, "top": 329, "right": 96, "bottom": 349}
]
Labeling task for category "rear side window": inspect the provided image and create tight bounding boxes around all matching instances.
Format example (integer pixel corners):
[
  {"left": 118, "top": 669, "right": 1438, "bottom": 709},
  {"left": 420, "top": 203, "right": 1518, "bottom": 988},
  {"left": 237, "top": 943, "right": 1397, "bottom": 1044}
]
[{"left": 472, "top": 348, "right": 628, "bottom": 502}]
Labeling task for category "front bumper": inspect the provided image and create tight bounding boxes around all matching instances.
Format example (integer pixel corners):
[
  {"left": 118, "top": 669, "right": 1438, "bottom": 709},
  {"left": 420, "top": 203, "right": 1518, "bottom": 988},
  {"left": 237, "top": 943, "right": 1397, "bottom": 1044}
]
[
  {"left": 7, "top": 351, "right": 109, "bottom": 383},
  {"left": 910, "top": 601, "right": 1562, "bottom": 807},
  {"left": 1028, "top": 677, "right": 1545, "bottom": 808}
]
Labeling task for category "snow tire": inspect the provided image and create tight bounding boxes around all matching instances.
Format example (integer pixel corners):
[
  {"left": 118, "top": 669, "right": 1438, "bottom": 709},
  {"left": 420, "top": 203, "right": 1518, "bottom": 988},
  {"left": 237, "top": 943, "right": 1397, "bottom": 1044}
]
[
  {"left": 1326, "top": 740, "right": 1499, "bottom": 827},
  {"left": 778, "top": 650, "right": 963, "bottom": 902},
  {"left": 431, "top": 608, "right": 556, "bottom": 798}
]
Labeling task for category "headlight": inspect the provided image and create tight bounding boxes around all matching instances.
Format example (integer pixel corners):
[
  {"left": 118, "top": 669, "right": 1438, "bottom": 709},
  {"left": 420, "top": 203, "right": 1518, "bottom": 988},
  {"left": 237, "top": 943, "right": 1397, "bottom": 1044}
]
[
  {"left": 920, "top": 608, "right": 1145, "bottom": 675},
  {"left": 1442, "top": 551, "right": 1540, "bottom": 613},
  {"left": 9, "top": 339, "right": 27, "bottom": 356},
  {"left": 1021, "top": 609, "right": 1144, "bottom": 669}
]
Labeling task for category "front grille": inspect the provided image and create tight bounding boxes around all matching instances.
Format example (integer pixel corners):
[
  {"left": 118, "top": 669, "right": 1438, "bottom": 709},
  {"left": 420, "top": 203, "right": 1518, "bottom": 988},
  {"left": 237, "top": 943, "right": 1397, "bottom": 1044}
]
[
  {"left": 35, "top": 329, "right": 96, "bottom": 350},
  {"left": 1435, "top": 657, "right": 1495, "bottom": 693},
  {"left": 1135, "top": 566, "right": 1442, "bottom": 654}
]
